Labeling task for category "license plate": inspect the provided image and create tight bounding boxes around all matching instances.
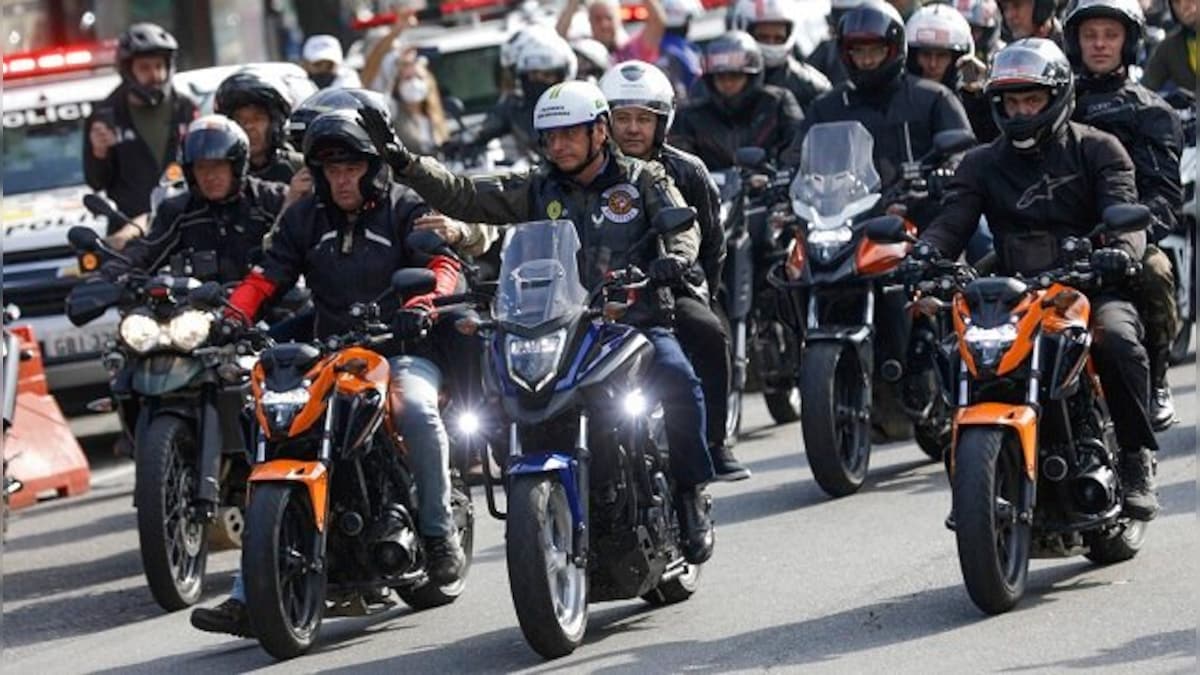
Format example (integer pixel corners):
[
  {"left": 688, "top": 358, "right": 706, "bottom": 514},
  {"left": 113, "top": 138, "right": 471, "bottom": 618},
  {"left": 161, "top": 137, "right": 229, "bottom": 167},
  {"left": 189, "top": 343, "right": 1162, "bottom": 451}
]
[{"left": 44, "top": 324, "right": 115, "bottom": 360}]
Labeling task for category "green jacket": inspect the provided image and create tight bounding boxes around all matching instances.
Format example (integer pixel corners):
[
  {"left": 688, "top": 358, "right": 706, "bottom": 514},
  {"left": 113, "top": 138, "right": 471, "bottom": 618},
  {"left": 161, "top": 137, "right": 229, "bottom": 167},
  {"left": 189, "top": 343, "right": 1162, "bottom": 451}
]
[{"left": 1143, "top": 28, "right": 1196, "bottom": 93}]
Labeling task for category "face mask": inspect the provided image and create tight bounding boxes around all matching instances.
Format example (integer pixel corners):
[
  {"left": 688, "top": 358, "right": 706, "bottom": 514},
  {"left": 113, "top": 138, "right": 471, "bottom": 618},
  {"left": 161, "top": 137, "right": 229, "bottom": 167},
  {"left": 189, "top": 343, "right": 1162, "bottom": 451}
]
[
  {"left": 310, "top": 71, "right": 336, "bottom": 88},
  {"left": 398, "top": 77, "right": 430, "bottom": 104}
]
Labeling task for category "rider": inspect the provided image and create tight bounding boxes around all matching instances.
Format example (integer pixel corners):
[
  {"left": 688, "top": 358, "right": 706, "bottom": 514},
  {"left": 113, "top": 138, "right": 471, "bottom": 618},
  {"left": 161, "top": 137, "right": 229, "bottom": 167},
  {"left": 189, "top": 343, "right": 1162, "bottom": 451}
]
[
  {"left": 906, "top": 4, "right": 976, "bottom": 91},
  {"left": 368, "top": 80, "right": 718, "bottom": 564},
  {"left": 1064, "top": 0, "right": 1185, "bottom": 430},
  {"left": 729, "top": 0, "right": 833, "bottom": 111},
  {"left": 101, "top": 115, "right": 286, "bottom": 282},
  {"left": 1143, "top": 0, "right": 1198, "bottom": 92},
  {"left": 600, "top": 59, "right": 751, "bottom": 482},
  {"left": 657, "top": 0, "right": 705, "bottom": 103},
  {"left": 191, "top": 107, "right": 469, "bottom": 638},
  {"left": 670, "top": 31, "right": 805, "bottom": 170},
  {"left": 919, "top": 38, "right": 1160, "bottom": 521},
  {"left": 215, "top": 69, "right": 305, "bottom": 184},
  {"left": 997, "top": 0, "right": 1064, "bottom": 43},
  {"left": 809, "top": 0, "right": 868, "bottom": 86}
]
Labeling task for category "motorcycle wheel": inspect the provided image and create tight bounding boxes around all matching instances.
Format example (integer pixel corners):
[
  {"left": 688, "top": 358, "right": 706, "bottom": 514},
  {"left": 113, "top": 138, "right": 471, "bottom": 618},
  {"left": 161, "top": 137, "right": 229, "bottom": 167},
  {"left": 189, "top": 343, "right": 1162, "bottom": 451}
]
[
  {"left": 953, "top": 427, "right": 1030, "bottom": 615},
  {"left": 641, "top": 562, "right": 702, "bottom": 606},
  {"left": 507, "top": 474, "right": 588, "bottom": 659},
  {"left": 243, "top": 483, "right": 326, "bottom": 660},
  {"left": 398, "top": 478, "right": 475, "bottom": 609},
  {"left": 800, "top": 342, "right": 870, "bottom": 497},
  {"left": 763, "top": 386, "right": 802, "bottom": 425},
  {"left": 135, "top": 415, "right": 207, "bottom": 611},
  {"left": 1085, "top": 520, "right": 1148, "bottom": 565},
  {"left": 1169, "top": 321, "right": 1192, "bottom": 365},
  {"left": 915, "top": 399, "right": 952, "bottom": 463}
]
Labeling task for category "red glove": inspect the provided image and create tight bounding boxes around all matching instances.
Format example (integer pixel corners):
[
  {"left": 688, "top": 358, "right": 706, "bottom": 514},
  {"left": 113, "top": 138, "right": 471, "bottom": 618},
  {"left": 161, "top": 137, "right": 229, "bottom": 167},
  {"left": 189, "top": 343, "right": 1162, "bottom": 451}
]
[
  {"left": 225, "top": 269, "right": 277, "bottom": 325},
  {"left": 403, "top": 255, "right": 460, "bottom": 315}
]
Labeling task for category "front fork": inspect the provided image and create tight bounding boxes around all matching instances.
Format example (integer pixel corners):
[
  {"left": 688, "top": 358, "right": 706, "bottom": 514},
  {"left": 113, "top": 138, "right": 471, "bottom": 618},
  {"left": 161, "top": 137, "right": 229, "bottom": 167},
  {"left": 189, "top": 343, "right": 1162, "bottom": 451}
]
[
  {"left": 193, "top": 385, "right": 223, "bottom": 520},
  {"left": 505, "top": 413, "right": 591, "bottom": 566}
]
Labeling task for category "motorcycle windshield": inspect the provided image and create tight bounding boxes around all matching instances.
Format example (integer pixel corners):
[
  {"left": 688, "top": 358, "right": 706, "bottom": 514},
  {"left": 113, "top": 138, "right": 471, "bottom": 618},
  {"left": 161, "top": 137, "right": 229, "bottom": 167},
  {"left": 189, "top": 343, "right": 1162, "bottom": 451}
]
[
  {"left": 789, "top": 121, "right": 882, "bottom": 230},
  {"left": 495, "top": 220, "right": 589, "bottom": 329}
]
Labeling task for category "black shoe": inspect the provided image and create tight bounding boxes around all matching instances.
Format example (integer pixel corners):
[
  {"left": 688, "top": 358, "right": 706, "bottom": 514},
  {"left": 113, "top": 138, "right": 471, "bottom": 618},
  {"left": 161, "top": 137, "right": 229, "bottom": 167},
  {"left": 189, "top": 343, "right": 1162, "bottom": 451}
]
[
  {"left": 1150, "top": 386, "right": 1177, "bottom": 432},
  {"left": 190, "top": 598, "right": 253, "bottom": 638},
  {"left": 676, "top": 488, "right": 714, "bottom": 564},
  {"left": 711, "top": 445, "right": 751, "bottom": 482},
  {"left": 426, "top": 535, "right": 466, "bottom": 586},
  {"left": 1120, "top": 448, "right": 1160, "bottom": 522}
]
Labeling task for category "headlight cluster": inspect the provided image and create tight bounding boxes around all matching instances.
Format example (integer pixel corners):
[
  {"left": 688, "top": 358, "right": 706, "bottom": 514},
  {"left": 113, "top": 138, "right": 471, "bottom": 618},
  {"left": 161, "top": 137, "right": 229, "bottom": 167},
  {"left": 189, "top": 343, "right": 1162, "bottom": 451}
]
[
  {"left": 807, "top": 225, "right": 854, "bottom": 263},
  {"left": 963, "top": 323, "right": 1019, "bottom": 368},
  {"left": 118, "top": 310, "right": 214, "bottom": 353},
  {"left": 506, "top": 329, "right": 566, "bottom": 391},
  {"left": 261, "top": 387, "right": 311, "bottom": 433}
]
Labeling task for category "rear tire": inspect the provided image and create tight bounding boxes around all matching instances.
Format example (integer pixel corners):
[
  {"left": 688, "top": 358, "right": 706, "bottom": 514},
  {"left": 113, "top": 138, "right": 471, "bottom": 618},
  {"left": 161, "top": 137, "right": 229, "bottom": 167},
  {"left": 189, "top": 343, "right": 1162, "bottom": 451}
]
[
  {"left": 1085, "top": 520, "right": 1147, "bottom": 565},
  {"left": 953, "top": 427, "right": 1030, "bottom": 615},
  {"left": 763, "top": 387, "right": 802, "bottom": 424},
  {"left": 642, "top": 562, "right": 701, "bottom": 606},
  {"left": 800, "top": 343, "right": 870, "bottom": 497}
]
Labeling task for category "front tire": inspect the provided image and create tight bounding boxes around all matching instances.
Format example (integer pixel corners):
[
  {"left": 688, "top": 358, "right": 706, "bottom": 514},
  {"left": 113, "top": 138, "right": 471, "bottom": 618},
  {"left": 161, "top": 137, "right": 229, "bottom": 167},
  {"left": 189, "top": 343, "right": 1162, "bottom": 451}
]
[
  {"left": 243, "top": 483, "right": 326, "bottom": 660},
  {"left": 953, "top": 427, "right": 1031, "bottom": 615},
  {"left": 800, "top": 343, "right": 870, "bottom": 497},
  {"left": 506, "top": 475, "right": 588, "bottom": 659},
  {"left": 135, "top": 415, "right": 207, "bottom": 611}
]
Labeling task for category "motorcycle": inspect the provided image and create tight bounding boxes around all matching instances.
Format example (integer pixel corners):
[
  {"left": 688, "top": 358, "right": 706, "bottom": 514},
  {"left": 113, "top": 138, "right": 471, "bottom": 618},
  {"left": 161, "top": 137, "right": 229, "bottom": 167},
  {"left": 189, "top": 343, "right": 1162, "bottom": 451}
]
[
  {"left": 865, "top": 204, "right": 1152, "bottom": 614},
  {"left": 238, "top": 270, "right": 475, "bottom": 660},
  {"left": 1160, "top": 96, "right": 1196, "bottom": 364},
  {"left": 65, "top": 225, "right": 255, "bottom": 611},
  {"left": 444, "top": 212, "right": 703, "bottom": 659},
  {"left": 769, "top": 121, "right": 976, "bottom": 497}
]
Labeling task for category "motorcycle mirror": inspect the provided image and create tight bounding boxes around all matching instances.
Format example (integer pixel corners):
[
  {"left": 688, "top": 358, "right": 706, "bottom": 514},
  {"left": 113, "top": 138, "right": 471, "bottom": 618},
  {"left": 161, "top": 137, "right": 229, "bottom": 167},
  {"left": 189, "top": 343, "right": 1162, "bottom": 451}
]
[
  {"left": 188, "top": 281, "right": 225, "bottom": 308},
  {"left": 931, "top": 129, "right": 976, "bottom": 158},
  {"left": 652, "top": 207, "right": 696, "bottom": 238},
  {"left": 65, "top": 280, "right": 123, "bottom": 327},
  {"left": 1100, "top": 203, "right": 1151, "bottom": 235},
  {"left": 82, "top": 193, "right": 131, "bottom": 224},
  {"left": 67, "top": 226, "right": 101, "bottom": 252},
  {"left": 734, "top": 146, "right": 767, "bottom": 169},
  {"left": 406, "top": 229, "right": 457, "bottom": 259},
  {"left": 863, "top": 215, "right": 912, "bottom": 244},
  {"left": 391, "top": 268, "right": 437, "bottom": 298}
]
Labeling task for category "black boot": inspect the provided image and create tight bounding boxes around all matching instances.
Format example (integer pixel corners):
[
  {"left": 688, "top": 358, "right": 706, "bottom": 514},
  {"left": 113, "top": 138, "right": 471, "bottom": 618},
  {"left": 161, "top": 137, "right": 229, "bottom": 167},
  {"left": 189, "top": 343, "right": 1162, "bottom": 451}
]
[
  {"left": 676, "top": 488, "right": 714, "bottom": 564},
  {"left": 1120, "top": 448, "right": 1160, "bottom": 521},
  {"left": 426, "top": 534, "right": 466, "bottom": 585},
  {"left": 710, "top": 445, "right": 751, "bottom": 482},
  {"left": 190, "top": 598, "right": 253, "bottom": 637}
]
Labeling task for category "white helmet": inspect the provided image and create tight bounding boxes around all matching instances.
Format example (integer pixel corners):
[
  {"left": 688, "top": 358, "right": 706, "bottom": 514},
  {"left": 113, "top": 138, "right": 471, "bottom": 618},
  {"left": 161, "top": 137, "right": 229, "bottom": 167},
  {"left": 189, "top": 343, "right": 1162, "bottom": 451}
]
[
  {"left": 905, "top": 3, "right": 975, "bottom": 55},
  {"left": 599, "top": 60, "right": 676, "bottom": 143},
  {"left": 516, "top": 26, "right": 579, "bottom": 80},
  {"left": 731, "top": 0, "right": 799, "bottom": 67},
  {"left": 533, "top": 80, "right": 611, "bottom": 131},
  {"left": 572, "top": 37, "right": 612, "bottom": 78},
  {"left": 663, "top": 0, "right": 704, "bottom": 29}
]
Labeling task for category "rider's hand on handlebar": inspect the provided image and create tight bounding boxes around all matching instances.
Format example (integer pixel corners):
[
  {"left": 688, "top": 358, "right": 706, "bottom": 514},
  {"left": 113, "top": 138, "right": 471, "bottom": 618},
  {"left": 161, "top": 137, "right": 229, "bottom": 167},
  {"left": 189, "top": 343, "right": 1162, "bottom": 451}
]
[
  {"left": 1091, "top": 247, "right": 1136, "bottom": 279},
  {"left": 649, "top": 255, "right": 689, "bottom": 283},
  {"left": 393, "top": 307, "right": 431, "bottom": 340}
]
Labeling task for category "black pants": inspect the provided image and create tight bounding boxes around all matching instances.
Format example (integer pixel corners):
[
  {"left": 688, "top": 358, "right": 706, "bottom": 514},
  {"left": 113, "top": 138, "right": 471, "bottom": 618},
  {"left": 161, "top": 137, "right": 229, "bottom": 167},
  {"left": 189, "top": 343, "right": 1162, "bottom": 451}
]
[
  {"left": 1091, "top": 296, "right": 1157, "bottom": 452},
  {"left": 674, "top": 295, "right": 731, "bottom": 450}
]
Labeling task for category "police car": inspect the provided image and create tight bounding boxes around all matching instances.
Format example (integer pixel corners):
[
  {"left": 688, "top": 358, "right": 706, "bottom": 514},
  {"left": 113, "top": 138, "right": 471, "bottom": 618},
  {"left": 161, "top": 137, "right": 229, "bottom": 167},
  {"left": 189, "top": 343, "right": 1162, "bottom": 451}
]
[{"left": 1, "top": 43, "right": 301, "bottom": 396}]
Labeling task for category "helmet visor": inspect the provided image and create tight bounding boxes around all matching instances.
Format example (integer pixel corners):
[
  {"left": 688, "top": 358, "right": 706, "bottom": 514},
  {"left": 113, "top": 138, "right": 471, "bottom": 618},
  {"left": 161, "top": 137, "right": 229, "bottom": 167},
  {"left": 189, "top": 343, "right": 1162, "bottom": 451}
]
[
  {"left": 184, "top": 129, "right": 239, "bottom": 163},
  {"left": 986, "top": 46, "right": 1059, "bottom": 91}
]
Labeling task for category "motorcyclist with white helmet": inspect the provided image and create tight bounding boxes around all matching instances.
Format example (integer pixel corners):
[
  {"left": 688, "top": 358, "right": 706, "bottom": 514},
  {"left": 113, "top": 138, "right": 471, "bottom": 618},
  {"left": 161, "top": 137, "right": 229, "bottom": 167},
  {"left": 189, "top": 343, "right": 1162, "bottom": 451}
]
[
  {"left": 362, "top": 80, "right": 718, "bottom": 564},
  {"left": 728, "top": 0, "right": 832, "bottom": 110},
  {"left": 600, "top": 60, "right": 751, "bottom": 481}
]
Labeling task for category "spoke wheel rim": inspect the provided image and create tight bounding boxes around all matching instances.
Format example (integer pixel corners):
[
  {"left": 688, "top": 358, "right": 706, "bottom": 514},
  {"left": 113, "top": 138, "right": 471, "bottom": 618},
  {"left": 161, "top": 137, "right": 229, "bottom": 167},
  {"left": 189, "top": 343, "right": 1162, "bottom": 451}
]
[{"left": 163, "top": 444, "right": 203, "bottom": 587}]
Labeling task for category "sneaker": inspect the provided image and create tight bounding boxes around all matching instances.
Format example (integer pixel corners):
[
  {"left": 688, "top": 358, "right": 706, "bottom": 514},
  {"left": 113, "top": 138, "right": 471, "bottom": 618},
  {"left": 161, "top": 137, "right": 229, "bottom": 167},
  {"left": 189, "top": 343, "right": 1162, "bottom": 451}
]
[
  {"left": 675, "top": 488, "right": 715, "bottom": 564},
  {"left": 711, "top": 445, "right": 751, "bottom": 482},
  {"left": 426, "top": 535, "right": 466, "bottom": 585},
  {"left": 190, "top": 598, "right": 253, "bottom": 638},
  {"left": 1150, "top": 386, "right": 1178, "bottom": 432},
  {"left": 1119, "top": 448, "right": 1160, "bottom": 522}
]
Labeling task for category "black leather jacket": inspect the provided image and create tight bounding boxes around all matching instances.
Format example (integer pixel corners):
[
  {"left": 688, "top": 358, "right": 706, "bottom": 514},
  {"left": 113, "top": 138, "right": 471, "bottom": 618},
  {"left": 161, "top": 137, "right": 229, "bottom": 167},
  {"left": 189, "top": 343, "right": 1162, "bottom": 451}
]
[{"left": 671, "top": 84, "right": 804, "bottom": 171}]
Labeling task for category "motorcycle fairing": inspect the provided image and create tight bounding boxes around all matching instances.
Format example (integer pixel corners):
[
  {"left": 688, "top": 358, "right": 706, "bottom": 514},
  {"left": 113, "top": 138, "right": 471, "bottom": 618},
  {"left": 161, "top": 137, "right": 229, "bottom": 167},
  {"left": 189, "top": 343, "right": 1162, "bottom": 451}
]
[{"left": 507, "top": 451, "right": 585, "bottom": 529}]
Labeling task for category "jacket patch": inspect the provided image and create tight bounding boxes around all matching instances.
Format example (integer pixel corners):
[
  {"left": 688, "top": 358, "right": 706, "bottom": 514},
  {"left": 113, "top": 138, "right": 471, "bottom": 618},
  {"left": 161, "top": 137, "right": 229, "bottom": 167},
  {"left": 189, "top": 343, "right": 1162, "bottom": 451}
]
[
  {"left": 546, "top": 199, "right": 564, "bottom": 220},
  {"left": 600, "top": 184, "right": 640, "bottom": 224},
  {"left": 1016, "top": 174, "right": 1078, "bottom": 210}
]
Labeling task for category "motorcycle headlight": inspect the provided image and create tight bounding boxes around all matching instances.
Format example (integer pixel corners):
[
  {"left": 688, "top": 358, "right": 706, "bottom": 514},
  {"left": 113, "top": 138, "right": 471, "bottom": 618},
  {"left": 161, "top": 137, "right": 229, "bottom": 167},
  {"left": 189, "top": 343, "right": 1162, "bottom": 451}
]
[
  {"left": 963, "top": 323, "right": 1019, "bottom": 368},
  {"left": 807, "top": 225, "right": 854, "bottom": 263},
  {"left": 168, "top": 310, "right": 214, "bottom": 351},
  {"left": 119, "top": 313, "right": 165, "bottom": 353},
  {"left": 507, "top": 329, "right": 566, "bottom": 391},
  {"left": 260, "top": 387, "right": 311, "bottom": 433}
]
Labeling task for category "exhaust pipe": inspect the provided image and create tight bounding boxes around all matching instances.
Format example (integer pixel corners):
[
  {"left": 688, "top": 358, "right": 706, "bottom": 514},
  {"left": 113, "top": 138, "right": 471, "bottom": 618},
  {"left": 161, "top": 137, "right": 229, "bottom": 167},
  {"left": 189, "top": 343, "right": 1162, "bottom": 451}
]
[
  {"left": 372, "top": 505, "right": 418, "bottom": 573},
  {"left": 1071, "top": 465, "right": 1117, "bottom": 514},
  {"left": 880, "top": 359, "right": 904, "bottom": 383},
  {"left": 1042, "top": 455, "right": 1069, "bottom": 482}
]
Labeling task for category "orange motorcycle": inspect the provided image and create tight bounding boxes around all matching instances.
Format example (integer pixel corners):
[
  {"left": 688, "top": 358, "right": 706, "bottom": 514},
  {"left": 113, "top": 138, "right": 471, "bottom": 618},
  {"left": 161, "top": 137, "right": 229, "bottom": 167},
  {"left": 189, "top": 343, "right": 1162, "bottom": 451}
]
[
  {"left": 239, "top": 269, "right": 474, "bottom": 659},
  {"left": 866, "top": 204, "right": 1152, "bottom": 614}
]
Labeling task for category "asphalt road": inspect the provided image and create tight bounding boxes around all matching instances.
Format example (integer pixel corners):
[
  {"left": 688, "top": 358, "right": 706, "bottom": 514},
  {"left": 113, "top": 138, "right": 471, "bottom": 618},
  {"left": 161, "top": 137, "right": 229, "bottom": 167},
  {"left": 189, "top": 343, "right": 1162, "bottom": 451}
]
[{"left": 2, "top": 361, "right": 1196, "bottom": 674}]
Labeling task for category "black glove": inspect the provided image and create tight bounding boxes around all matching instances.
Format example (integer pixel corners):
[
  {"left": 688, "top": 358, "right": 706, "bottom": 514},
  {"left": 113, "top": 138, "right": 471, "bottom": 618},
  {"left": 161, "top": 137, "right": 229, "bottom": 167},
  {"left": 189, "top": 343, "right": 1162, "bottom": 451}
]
[
  {"left": 648, "top": 255, "right": 689, "bottom": 283},
  {"left": 1091, "top": 247, "right": 1135, "bottom": 278},
  {"left": 912, "top": 240, "right": 939, "bottom": 262},
  {"left": 393, "top": 307, "right": 432, "bottom": 340},
  {"left": 358, "top": 107, "right": 413, "bottom": 173}
]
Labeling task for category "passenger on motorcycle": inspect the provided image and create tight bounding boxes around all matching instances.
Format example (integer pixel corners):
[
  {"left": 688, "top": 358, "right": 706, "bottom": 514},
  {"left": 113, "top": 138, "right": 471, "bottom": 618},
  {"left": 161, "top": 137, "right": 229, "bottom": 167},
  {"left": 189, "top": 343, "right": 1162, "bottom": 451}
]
[
  {"left": 809, "top": 0, "right": 869, "bottom": 86},
  {"left": 952, "top": 0, "right": 1006, "bottom": 142},
  {"left": 997, "top": 0, "right": 1064, "bottom": 42},
  {"left": 191, "top": 107, "right": 468, "bottom": 638},
  {"left": 729, "top": 0, "right": 832, "bottom": 111},
  {"left": 600, "top": 59, "right": 750, "bottom": 481},
  {"left": 100, "top": 115, "right": 286, "bottom": 283},
  {"left": 671, "top": 31, "right": 804, "bottom": 170},
  {"left": 1065, "top": 0, "right": 1185, "bottom": 431},
  {"left": 373, "top": 80, "right": 718, "bottom": 564},
  {"left": 920, "top": 38, "right": 1160, "bottom": 521},
  {"left": 215, "top": 69, "right": 305, "bottom": 184}
]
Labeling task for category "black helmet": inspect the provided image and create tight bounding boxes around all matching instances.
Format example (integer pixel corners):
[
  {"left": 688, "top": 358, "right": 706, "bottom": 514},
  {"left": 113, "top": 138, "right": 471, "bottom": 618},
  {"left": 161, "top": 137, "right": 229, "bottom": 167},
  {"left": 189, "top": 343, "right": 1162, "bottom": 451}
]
[
  {"left": 985, "top": 38, "right": 1075, "bottom": 151},
  {"left": 997, "top": 0, "right": 1058, "bottom": 38},
  {"left": 703, "top": 31, "right": 766, "bottom": 113},
  {"left": 182, "top": 115, "right": 250, "bottom": 200},
  {"left": 837, "top": 2, "right": 907, "bottom": 91},
  {"left": 117, "top": 22, "right": 178, "bottom": 106},
  {"left": 1063, "top": 0, "right": 1145, "bottom": 71},
  {"left": 287, "top": 88, "right": 390, "bottom": 152},
  {"left": 215, "top": 70, "right": 294, "bottom": 152},
  {"left": 302, "top": 109, "right": 390, "bottom": 209}
]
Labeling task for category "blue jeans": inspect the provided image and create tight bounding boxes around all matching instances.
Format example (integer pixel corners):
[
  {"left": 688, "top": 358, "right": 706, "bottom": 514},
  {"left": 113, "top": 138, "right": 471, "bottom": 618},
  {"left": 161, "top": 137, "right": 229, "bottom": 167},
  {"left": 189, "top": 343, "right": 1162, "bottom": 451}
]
[{"left": 645, "top": 328, "right": 714, "bottom": 491}]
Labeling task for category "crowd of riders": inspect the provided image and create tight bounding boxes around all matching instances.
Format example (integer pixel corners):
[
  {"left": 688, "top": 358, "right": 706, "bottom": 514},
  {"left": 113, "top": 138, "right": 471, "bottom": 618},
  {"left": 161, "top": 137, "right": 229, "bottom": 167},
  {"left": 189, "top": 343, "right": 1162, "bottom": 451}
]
[{"left": 84, "top": 0, "right": 1193, "bottom": 639}]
